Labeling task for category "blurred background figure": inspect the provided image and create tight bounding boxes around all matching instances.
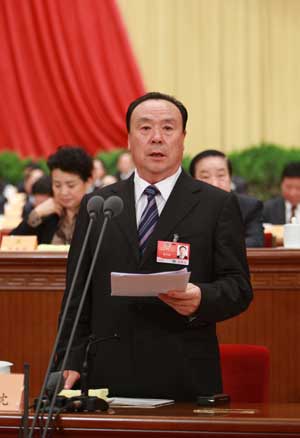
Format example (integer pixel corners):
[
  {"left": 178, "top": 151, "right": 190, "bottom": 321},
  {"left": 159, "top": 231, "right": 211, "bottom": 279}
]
[
  {"left": 263, "top": 162, "right": 300, "bottom": 224},
  {"left": 231, "top": 175, "right": 248, "bottom": 195},
  {"left": 17, "top": 162, "right": 44, "bottom": 193},
  {"left": 0, "top": 180, "right": 7, "bottom": 215},
  {"left": 101, "top": 174, "right": 118, "bottom": 187},
  {"left": 115, "top": 151, "right": 134, "bottom": 181},
  {"left": 31, "top": 175, "right": 52, "bottom": 207},
  {"left": 11, "top": 145, "right": 93, "bottom": 244},
  {"left": 189, "top": 149, "right": 264, "bottom": 247},
  {"left": 92, "top": 158, "right": 107, "bottom": 189},
  {"left": 22, "top": 165, "right": 45, "bottom": 219}
]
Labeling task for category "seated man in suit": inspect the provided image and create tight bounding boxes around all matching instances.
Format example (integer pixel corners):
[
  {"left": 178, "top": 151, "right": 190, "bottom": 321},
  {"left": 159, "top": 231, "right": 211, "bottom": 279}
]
[
  {"left": 263, "top": 162, "right": 300, "bottom": 224},
  {"left": 58, "top": 92, "right": 253, "bottom": 401},
  {"left": 189, "top": 149, "right": 264, "bottom": 247}
]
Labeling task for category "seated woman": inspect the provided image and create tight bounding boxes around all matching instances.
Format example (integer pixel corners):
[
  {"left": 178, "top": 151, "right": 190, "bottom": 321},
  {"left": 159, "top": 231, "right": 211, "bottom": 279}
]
[{"left": 11, "top": 145, "right": 93, "bottom": 244}]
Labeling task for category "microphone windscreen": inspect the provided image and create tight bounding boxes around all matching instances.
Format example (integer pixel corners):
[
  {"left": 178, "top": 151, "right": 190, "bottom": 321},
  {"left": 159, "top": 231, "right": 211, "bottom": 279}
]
[
  {"left": 103, "top": 196, "right": 124, "bottom": 218},
  {"left": 87, "top": 196, "right": 104, "bottom": 218}
]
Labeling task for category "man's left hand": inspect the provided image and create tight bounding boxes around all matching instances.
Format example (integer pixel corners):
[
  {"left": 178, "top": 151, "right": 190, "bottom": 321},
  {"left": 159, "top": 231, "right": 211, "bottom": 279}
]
[{"left": 158, "top": 282, "right": 201, "bottom": 316}]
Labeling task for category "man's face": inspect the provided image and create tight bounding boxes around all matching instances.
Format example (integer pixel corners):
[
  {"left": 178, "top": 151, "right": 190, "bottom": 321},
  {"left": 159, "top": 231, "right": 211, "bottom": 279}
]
[
  {"left": 281, "top": 177, "right": 300, "bottom": 205},
  {"left": 179, "top": 246, "right": 187, "bottom": 256},
  {"left": 194, "top": 156, "right": 231, "bottom": 192},
  {"left": 128, "top": 99, "right": 185, "bottom": 183}
]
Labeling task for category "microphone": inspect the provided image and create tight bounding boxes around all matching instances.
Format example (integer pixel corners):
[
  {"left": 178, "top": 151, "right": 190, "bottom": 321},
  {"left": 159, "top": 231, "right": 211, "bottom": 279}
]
[
  {"left": 29, "top": 195, "right": 104, "bottom": 438},
  {"left": 87, "top": 195, "right": 104, "bottom": 219},
  {"left": 41, "top": 195, "right": 123, "bottom": 437},
  {"left": 103, "top": 196, "right": 124, "bottom": 218}
]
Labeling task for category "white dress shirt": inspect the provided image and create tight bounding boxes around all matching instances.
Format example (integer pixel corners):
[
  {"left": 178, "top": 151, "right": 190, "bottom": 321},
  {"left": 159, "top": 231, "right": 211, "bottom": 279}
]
[
  {"left": 285, "top": 201, "right": 300, "bottom": 223},
  {"left": 134, "top": 167, "right": 182, "bottom": 226}
]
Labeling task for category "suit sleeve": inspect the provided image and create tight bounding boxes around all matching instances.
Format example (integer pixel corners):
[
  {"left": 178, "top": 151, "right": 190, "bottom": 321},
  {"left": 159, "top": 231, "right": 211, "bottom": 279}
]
[{"left": 194, "top": 192, "right": 253, "bottom": 323}]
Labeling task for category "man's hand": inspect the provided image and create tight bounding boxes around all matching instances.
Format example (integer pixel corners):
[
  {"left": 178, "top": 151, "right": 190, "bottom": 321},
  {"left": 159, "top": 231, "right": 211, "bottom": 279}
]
[
  {"left": 63, "top": 370, "right": 80, "bottom": 389},
  {"left": 158, "top": 282, "right": 201, "bottom": 316}
]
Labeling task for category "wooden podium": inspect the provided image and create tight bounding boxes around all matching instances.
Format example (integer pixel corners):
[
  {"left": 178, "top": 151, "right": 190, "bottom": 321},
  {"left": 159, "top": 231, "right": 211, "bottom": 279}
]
[
  {"left": 1, "top": 403, "right": 300, "bottom": 437},
  {"left": 0, "top": 249, "right": 299, "bottom": 402}
]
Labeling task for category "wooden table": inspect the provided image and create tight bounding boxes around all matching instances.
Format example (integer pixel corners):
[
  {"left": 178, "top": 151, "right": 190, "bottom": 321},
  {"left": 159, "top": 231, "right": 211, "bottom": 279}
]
[
  {"left": 1, "top": 403, "right": 300, "bottom": 437},
  {"left": 0, "top": 249, "right": 300, "bottom": 402}
]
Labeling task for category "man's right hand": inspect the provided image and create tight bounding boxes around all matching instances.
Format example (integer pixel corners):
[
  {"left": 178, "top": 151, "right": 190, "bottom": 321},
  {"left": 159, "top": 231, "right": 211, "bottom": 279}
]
[{"left": 63, "top": 370, "right": 80, "bottom": 389}]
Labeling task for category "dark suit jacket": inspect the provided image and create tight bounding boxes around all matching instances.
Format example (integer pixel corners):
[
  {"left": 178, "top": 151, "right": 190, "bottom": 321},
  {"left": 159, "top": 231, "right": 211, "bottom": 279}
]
[
  {"left": 10, "top": 214, "right": 59, "bottom": 244},
  {"left": 58, "top": 171, "right": 252, "bottom": 400},
  {"left": 263, "top": 196, "right": 286, "bottom": 224},
  {"left": 236, "top": 194, "right": 264, "bottom": 247}
]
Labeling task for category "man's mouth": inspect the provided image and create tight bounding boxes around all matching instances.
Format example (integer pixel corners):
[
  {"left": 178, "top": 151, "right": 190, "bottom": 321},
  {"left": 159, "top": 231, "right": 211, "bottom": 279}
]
[{"left": 149, "top": 152, "right": 165, "bottom": 158}]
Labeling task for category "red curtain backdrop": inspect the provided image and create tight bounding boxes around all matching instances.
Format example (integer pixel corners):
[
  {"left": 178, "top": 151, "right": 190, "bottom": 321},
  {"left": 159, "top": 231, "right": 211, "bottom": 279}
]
[{"left": 0, "top": 0, "right": 145, "bottom": 158}]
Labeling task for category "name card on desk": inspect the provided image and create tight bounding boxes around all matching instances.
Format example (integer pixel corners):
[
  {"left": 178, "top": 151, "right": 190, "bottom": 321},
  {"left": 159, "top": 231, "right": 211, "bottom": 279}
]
[
  {"left": 0, "top": 374, "right": 24, "bottom": 412},
  {"left": 1, "top": 235, "right": 37, "bottom": 251}
]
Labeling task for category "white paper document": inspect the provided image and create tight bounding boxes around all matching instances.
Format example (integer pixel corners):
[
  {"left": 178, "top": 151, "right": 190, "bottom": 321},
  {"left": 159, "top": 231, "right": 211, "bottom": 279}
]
[
  {"left": 108, "top": 397, "right": 174, "bottom": 408},
  {"left": 111, "top": 269, "right": 191, "bottom": 297}
]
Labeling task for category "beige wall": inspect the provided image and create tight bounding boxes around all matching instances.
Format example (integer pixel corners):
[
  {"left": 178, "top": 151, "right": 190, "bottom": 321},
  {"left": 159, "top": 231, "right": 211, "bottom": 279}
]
[{"left": 118, "top": 0, "right": 300, "bottom": 156}]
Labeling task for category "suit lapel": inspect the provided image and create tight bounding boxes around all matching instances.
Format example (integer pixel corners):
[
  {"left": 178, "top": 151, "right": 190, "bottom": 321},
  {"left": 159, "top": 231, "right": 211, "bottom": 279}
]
[
  {"left": 140, "top": 172, "right": 202, "bottom": 266},
  {"left": 110, "top": 176, "right": 140, "bottom": 264}
]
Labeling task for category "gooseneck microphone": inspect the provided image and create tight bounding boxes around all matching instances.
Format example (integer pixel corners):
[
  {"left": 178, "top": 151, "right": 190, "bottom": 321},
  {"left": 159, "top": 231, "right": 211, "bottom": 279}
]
[
  {"left": 29, "top": 195, "right": 104, "bottom": 438},
  {"left": 103, "top": 195, "right": 124, "bottom": 219},
  {"left": 41, "top": 195, "right": 124, "bottom": 438}
]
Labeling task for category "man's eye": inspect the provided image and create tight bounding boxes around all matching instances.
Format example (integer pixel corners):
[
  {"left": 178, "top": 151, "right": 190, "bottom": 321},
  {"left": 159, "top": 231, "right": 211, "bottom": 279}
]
[
  {"left": 164, "top": 126, "right": 173, "bottom": 131},
  {"left": 141, "top": 126, "right": 151, "bottom": 130}
]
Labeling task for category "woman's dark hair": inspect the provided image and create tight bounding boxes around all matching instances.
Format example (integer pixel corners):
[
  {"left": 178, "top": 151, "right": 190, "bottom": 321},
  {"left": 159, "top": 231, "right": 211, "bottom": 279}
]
[
  {"left": 126, "top": 92, "right": 188, "bottom": 132},
  {"left": 47, "top": 145, "right": 93, "bottom": 182}
]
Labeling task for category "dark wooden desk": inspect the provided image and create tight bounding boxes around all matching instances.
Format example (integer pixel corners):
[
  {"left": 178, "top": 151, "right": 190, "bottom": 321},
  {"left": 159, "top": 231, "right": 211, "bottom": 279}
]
[
  {"left": 1, "top": 403, "right": 300, "bottom": 437},
  {"left": 0, "top": 249, "right": 299, "bottom": 402}
]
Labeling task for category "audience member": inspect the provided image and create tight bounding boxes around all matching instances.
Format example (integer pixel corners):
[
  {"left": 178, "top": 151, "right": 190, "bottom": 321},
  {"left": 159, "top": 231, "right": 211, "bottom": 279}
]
[
  {"left": 31, "top": 175, "right": 52, "bottom": 207},
  {"left": 0, "top": 180, "right": 7, "bottom": 215},
  {"left": 115, "top": 151, "right": 134, "bottom": 180},
  {"left": 11, "top": 146, "right": 93, "bottom": 244},
  {"left": 231, "top": 175, "right": 248, "bottom": 194},
  {"left": 189, "top": 149, "right": 264, "bottom": 247},
  {"left": 101, "top": 174, "right": 118, "bottom": 187},
  {"left": 22, "top": 166, "right": 45, "bottom": 219},
  {"left": 263, "top": 162, "right": 300, "bottom": 224},
  {"left": 17, "top": 162, "right": 44, "bottom": 193},
  {"left": 92, "top": 158, "right": 107, "bottom": 189}
]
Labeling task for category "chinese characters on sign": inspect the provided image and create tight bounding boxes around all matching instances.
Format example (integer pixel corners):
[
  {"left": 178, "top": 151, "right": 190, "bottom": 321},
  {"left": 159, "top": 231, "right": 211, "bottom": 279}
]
[{"left": 0, "top": 393, "right": 8, "bottom": 406}]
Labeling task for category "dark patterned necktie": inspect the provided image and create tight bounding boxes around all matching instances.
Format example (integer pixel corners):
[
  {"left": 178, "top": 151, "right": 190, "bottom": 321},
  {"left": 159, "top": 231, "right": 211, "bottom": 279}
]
[
  {"left": 138, "top": 185, "right": 160, "bottom": 254},
  {"left": 290, "top": 205, "right": 297, "bottom": 223}
]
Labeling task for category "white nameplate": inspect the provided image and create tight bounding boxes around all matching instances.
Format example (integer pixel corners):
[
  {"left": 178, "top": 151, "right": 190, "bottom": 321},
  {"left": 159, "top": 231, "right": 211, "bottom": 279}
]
[{"left": 0, "top": 374, "right": 24, "bottom": 412}]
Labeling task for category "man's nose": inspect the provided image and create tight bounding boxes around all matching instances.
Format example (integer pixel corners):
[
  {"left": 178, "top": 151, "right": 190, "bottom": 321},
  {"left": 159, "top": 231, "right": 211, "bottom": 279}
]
[{"left": 151, "top": 128, "right": 163, "bottom": 143}]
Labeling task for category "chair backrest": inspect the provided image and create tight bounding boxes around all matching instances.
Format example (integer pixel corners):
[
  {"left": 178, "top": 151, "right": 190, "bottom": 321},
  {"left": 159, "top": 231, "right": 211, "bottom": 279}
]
[{"left": 219, "top": 344, "right": 270, "bottom": 402}]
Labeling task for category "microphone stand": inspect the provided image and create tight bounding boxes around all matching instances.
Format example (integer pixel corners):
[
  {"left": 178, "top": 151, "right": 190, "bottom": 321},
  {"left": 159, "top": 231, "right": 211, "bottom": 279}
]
[
  {"left": 81, "top": 334, "right": 120, "bottom": 397},
  {"left": 41, "top": 209, "right": 114, "bottom": 438},
  {"left": 29, "top": 198, "right": 103, "bottom": 438}
]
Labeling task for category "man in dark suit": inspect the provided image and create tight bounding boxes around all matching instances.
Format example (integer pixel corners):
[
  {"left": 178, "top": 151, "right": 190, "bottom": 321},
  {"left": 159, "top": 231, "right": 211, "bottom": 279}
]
[
  {"left": 263, "top": 162, "right": 300, "bottom": 224},
  {"left": 58, "top": 92, "right": 253, "bottom": 400},
  {"left": 189, "top": 150, "right": 264, "bottom": 248}
]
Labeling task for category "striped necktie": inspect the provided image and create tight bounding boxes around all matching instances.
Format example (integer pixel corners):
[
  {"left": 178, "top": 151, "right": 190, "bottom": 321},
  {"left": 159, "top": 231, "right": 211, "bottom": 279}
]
[{"left": 138, "top": 185, "right": 160, "bottom": 254}]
